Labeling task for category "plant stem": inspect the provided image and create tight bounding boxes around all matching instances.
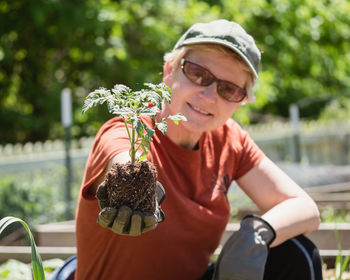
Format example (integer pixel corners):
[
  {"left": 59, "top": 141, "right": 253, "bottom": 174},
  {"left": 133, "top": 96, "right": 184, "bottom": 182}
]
[
  {"left": 135, "top": 143, "right": 143, "bottom": 154},
  {"left": 123, "top": 117, "right": 132, "bottom": 143},
  {"left": 131, "top": 121, "right": 136, "bottom": 164},
  {"left": 122, "top": 117, "right": 135, "bottom": 163}
]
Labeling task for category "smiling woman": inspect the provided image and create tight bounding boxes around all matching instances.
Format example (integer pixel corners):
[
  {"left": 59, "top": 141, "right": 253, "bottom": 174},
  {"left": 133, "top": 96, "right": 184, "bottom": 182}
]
[
  {"left": 75, "top": 19, "right": 322, "bottom": 280},
  {"left": 160, "top": 47, "right": 250, "bottom": 149}
]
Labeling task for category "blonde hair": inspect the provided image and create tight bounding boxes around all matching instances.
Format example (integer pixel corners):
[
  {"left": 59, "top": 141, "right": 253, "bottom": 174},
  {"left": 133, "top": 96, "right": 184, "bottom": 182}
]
[{"left": 163, "top": 44, "right": 256, "bottom": 102}]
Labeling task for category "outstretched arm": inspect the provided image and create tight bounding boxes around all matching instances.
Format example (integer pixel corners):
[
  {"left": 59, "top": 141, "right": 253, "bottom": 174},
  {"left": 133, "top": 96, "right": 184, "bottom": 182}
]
[{"left": 236, "top": 156, "right": 320, "bottom": 247}]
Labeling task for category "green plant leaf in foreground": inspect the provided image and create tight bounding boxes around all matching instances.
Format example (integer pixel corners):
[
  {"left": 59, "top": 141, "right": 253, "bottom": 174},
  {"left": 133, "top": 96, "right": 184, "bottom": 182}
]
[
  {"left": 155, "top": 120, "right": 167, "bottom": 135},
  {"left": 333, "top": 228, "right": 350, "bottom": 279},
  {"left": 83, "top": 82, "right": 187, "bottom": 164},
  {"left": 0, "top": 216, "right": 45, "bottom": 280},
  {"left": 168, "top": 113, "right": 187, "bottom": 125}
]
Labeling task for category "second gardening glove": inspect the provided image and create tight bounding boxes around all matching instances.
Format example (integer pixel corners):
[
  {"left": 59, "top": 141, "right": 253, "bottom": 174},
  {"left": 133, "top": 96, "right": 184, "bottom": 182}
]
[
  {"left": 95, "top": 180, "right": 165, "bottom": 236},
  {"left": 213, "top": 215, "right": 276, "bottom": 280}
]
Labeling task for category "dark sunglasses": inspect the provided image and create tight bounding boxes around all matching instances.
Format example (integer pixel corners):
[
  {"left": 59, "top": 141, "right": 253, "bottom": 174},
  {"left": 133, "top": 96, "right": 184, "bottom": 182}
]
[{"left": 180, "top": 58, "right": 247, "bottom": 103}]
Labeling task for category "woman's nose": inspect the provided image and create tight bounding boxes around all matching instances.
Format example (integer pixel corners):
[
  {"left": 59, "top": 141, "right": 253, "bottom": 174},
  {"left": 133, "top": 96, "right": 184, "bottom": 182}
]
[{"left": 199, "top": 82, "right": 217, "bottom": 102}]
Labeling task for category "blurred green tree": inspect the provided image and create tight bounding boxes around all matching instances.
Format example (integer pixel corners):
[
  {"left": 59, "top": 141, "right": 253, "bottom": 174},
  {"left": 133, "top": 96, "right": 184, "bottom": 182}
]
[
  {"left": 0, "top": 0, "right": 220, "bottom": 143},
  {"left": 0, "top": 0, "right": 349, "bottom": 143},
  {"left": 224, "top": 0, "right": 350, "bottom": 123},
  {"left": 0, "top": 0, "right": 116, "bottom": 143}
]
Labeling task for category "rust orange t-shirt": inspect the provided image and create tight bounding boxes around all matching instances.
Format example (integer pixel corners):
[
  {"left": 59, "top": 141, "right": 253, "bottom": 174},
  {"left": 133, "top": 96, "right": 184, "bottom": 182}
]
[{"left": 75, "top": 116, "right": 264, "bottom": 280}]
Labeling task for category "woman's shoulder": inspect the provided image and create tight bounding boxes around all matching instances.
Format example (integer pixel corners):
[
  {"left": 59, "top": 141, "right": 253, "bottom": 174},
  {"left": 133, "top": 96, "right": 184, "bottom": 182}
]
[
  {"left": 212, "top": 118, "right": 247, "bottom": 139},
  {"left": 224, "top": 118, "right": 243, "bottom": 130},
  {"left": 99, "top": 116, "right": 124, "bottom": 129}
]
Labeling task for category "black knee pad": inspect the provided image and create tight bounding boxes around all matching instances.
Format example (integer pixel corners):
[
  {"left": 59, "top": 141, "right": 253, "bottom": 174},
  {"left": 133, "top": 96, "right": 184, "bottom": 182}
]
[{"left": 263, "top": 235, "right": 322, "bottom": 280}]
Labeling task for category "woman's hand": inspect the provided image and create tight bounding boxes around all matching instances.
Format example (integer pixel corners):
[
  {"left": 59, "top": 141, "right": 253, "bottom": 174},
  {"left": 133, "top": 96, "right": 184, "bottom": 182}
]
[
  {"left": 213, "top": 215, "right": 276, "bottom": 280},
  {"left": 96, "top": 181, "right": 165, "bottom": 236}
]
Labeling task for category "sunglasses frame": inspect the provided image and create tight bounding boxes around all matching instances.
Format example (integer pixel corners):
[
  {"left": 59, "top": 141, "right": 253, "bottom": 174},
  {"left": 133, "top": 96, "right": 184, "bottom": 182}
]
[{"left": 180, "top": 58, "right": 247, "bottom": 103}]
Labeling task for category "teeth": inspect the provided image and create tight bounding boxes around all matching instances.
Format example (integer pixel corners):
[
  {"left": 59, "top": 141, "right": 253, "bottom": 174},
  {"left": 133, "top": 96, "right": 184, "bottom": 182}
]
[{"left": 192, "top": 105, "right": 210, "bottom": 115}]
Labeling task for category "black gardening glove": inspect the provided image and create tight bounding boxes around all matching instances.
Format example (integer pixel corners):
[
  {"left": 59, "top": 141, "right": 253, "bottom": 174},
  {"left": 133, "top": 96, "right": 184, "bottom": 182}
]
[
  {"left": 213, "top": 215, "right": 276, "bottom": 280},
  {"left": 95, "top": 181, "right": 165, "bottom": 236}
]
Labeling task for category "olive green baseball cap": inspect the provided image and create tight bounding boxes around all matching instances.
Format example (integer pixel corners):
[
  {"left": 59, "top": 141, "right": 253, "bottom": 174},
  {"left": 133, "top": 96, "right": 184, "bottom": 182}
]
[{"left": 174, "top": 19, "right": 261, "bottom": 78}]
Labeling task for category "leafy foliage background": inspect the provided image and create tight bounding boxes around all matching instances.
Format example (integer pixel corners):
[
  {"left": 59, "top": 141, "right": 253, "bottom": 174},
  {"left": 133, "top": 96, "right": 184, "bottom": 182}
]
[{"left": 0, "top": 0, "right": 349, "bottom": 144}]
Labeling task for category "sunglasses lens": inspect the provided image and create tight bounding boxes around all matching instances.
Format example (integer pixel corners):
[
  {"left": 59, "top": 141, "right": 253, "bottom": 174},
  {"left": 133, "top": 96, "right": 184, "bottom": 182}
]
[
  {"left": 182, "top": 61, "right": 214, "bottom": 86},
  {"left": 217, "top": 82, "right": 246, "bottom": 102}
]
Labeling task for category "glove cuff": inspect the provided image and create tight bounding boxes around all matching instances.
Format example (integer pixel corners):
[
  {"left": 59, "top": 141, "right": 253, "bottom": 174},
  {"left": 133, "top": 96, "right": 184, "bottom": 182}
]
[
  {"left": 156, "top": 181, "right": 166, "bottom": 204},
  {"left": 242, "top": 214, "right": 276, "bottom": 247}
]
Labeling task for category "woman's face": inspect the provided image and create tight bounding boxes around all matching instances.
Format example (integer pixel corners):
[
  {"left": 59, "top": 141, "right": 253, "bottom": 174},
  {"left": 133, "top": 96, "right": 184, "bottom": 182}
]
[{"left": 162, "top": 48, "right": 249, "bottom": 139}]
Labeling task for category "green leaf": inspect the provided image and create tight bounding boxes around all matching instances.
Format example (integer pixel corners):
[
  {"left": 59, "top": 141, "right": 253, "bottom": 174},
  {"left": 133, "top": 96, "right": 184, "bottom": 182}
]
[
  {"left": 112, "top": 107, "right": 134, "bottom": 116},
  {"left": 145, "top": 126, "right": 155, "bottom": 138},
  {"left": 140, "top": 136, "right": 151, "bottom": 149},
  {"left": 82, "top": 97, "right": 102, "bottom": 114},
  {"left": 137, "top": 106, "right": 159, "bottom": 117},
  {"left": 341, "top": 255, "right": 350, "bottom": 277},
  {"left": 138, "top": 151, "right": 148, "bottom": 162},
  {"left": 160, "top": 85, "right": 172, "bottom": 103},
  {"left": 112, "top": 84, "right": 132, "bottom": 96},
  {"left": 133, "top": 118, "right": 144, "bottom": 138},
  {"left": 168, "top": 113, "right": 187, "bottom": 124},
  {"left": 144, "top": 83, "right": 172, "bottom": 104},
  {"left": 82, "top": 88, "right": 111, "bottom": 114},
  {"left": 156, "top": 120, "right": 168, "bottom": 134},
  {"left": 0, "top": 216, "right": 45, "bottom": 280},
  {"left": 105, "top": 96, "right": 119, "bottom": 112},
  {"left": 82, "top": 87, "right": 120, "bottom": 114}
]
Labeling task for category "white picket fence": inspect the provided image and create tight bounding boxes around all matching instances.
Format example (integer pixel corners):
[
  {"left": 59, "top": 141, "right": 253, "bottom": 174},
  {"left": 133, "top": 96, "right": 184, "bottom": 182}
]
[
  {"left": 0, "top": 119, "right": 349, "bottom": 175},
  {"left": 0, "top": 137, "right": 94, "bottom": 175},
  {"left": 0, "top": 137, "right": 94, "bottom": 158},
  {"left": 246, "top": 119, "right": 350, "bottom": 165}
]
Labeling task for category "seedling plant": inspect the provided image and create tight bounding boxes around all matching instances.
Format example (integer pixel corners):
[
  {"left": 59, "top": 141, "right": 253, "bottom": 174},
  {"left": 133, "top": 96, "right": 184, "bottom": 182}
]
[{"left": 83, "top": 83, "right": 186, "bottom": 163}]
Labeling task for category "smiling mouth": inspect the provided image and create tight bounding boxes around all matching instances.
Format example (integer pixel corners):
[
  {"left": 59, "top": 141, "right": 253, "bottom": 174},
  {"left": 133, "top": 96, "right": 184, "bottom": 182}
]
[{"left": 188, "top": 103, "right": 212, "bottom": 116}]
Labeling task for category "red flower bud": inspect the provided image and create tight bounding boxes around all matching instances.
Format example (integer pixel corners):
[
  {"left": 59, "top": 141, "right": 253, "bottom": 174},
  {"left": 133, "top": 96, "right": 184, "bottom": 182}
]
[{"left": 148, "top": 102, "right": 154, "bottom": 108}]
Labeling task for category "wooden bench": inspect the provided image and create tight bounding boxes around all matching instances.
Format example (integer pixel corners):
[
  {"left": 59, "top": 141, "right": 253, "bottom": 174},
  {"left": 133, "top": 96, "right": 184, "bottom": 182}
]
[
  {"left": 304, "top": 181, "right": 350, "bottom": 209},
  {"left": 0, "top": 246, "right": 76, "bottom": 264},
  {"left": 1, "top": 220, "right": 350, "bottom": 268}
]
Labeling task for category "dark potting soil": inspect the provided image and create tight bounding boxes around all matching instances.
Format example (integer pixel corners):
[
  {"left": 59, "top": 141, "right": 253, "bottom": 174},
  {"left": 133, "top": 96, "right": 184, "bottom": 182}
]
[{"left": 105, "top": 160, "right": 157, "bottom": 213}]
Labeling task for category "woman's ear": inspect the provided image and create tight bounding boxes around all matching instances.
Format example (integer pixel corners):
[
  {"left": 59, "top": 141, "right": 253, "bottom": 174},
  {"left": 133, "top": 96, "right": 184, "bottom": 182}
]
[{"left": 162, "top": 60, "right": 174, "bottom": 85}]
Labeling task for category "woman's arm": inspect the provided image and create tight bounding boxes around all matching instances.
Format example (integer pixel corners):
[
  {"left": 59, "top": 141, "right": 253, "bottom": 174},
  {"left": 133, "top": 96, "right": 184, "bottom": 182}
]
[{"left": 236, "top": 156, "right": 320, "bottom": 247}]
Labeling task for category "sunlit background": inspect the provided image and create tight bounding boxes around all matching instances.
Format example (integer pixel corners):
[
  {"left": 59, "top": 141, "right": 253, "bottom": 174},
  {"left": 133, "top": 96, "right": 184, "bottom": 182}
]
[{"left": 0, "top": 0, "right": 350, "bottom": 278}]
